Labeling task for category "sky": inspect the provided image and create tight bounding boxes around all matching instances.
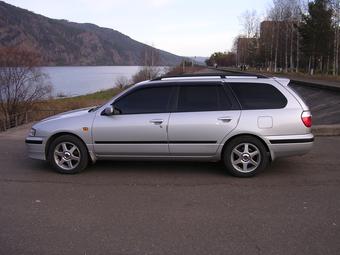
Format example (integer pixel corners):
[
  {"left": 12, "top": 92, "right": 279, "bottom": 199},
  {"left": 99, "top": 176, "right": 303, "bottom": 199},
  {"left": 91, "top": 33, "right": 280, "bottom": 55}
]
[{"left": 5, "top": 0, "right": 271, "bottom": 57}]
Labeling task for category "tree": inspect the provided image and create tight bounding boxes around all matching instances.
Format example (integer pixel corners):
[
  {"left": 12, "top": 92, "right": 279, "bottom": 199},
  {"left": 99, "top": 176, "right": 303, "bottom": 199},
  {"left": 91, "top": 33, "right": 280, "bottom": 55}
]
[
  {"left": 282, "top": 0, "right": 303, "bottom": 72},
  {"left": 262, "top": 0, "right": 304, "bottom": 72},
  {"left": 330, "top": 0, "right": 340, "bottom": 75},
  {"left": 0, "top": 47, "right": 52, "bottom": 125},
  {"left": 237, "top": 10, "right": 260, "bottom": 67},
  {"left": 299, "top": 0, "right": 334, "bottom": 74},
  {"left": 115, "top": 76, "right": 131, "bottom": 90},
  {"left": 240, "top": 10, "right": 260, "bottom": 38},
  {"left": 205, "top": 52, "right": 236, "bottom": 67},
  {"left": 131, "top": 44, "right": 163, "bottom": 83},
  {"left": 228, "top": 0, "right": 338, "bottom": 75}
]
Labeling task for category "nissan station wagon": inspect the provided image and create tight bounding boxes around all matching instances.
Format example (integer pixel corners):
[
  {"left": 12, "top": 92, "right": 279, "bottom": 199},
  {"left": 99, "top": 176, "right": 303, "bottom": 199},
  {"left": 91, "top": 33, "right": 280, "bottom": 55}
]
[{"left": 26, "top": 73, "right": 314, "bottom": 177}]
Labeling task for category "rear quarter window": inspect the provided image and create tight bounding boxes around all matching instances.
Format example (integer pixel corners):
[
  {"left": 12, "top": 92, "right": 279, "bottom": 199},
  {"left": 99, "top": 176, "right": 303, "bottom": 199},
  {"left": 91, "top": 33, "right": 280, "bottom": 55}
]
[{"left": 229, "top": 83, "right": 287, "bottom": 110}]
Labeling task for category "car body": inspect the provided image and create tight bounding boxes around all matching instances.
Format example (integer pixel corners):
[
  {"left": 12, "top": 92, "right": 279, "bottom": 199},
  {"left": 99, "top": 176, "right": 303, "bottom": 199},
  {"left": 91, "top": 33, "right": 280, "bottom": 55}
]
[{"left": 26, "top": 74, "right": 314, "bottom": 177}]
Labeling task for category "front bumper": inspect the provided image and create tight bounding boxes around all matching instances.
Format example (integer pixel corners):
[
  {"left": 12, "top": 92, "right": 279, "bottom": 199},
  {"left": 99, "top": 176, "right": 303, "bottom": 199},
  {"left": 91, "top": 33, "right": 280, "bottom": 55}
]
[
  {"left": 265, "top": 134, "right": 314, "bottom": 160},
  {"left": 25, "top": 137, "right": 46, "bottom": 160}
]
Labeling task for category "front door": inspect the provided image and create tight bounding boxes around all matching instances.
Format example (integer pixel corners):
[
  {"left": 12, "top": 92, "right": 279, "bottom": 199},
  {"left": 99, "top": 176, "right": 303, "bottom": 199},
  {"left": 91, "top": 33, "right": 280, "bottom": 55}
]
[{"left": 92, "top": 85, "right": 173, "bottom": 156}]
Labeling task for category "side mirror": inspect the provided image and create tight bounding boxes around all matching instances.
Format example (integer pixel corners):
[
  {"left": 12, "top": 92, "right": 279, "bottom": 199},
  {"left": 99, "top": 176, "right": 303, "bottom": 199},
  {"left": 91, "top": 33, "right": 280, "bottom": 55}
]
[
  {"left": 102, "top": 106, "right": 113, "bottom": 116},
  {"left": 102, "top": 106, "right": 121, "bottom": 116}
]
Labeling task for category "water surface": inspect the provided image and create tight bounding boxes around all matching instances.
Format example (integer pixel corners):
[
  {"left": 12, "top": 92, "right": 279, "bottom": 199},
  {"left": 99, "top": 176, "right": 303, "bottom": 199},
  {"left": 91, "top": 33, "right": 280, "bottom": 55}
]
[{"left": 42, "top": 66, "right": 146, "bottom": 97}]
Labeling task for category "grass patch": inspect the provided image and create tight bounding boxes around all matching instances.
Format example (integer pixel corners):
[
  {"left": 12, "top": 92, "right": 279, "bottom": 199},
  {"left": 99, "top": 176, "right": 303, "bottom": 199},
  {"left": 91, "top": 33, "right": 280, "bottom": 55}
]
[
  {"left": 59, "top": 87, "right": 120, "bottom": 102},
  {"left": 32, "top": 87, "right": 124, "bottom": 115}
]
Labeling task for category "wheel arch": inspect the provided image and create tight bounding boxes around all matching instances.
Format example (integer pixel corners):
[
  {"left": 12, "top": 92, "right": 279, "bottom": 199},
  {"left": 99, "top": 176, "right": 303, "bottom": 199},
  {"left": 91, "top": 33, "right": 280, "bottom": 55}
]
[
  {"left": 221, "top": 133, "right": 272, "bottom": 161},
  {"left": 45, "top": 132, "right": 93, "bottom": 162}
]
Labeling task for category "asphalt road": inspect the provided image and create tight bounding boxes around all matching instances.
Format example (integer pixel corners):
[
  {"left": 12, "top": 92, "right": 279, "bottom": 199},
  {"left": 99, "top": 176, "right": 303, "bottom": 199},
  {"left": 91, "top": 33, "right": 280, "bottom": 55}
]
[{"left": 0, "top": 126, "right": 339, "bottom": 255}]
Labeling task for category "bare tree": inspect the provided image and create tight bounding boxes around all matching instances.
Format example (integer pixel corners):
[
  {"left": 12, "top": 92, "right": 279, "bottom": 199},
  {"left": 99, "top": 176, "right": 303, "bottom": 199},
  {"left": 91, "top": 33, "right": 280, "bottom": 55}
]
[
  {"left": 331, "top": 0, "right": 340, "bottom": 75},
  {"left": 0, "top": 47, "right": 52, "bottom": 125},
  {"left": 266, "top": 0, "right": 304, "bottom": 72},
  {"left": 132, "top": 44, "right": 163, "bottom": 83},
  {"left": 295, "top": 0, "right": 306, "bottom": 72},
  {"left": 132, "top": 66, "right": 161, "bottom": 83},
  {"left": 115, "top": 76, "right": 131, "bottom": 90},
  {"left": 286, "top": 0, "right": 303, "bottom": 72},
  {"left": 238, "top": 10, "right": 260, "bottom": 67},
  {"left": 268, "top": 1, "right": 283, "bottom": 72},
  {"left": 240, "top": 10, "right": 260, "bottom": 38}
]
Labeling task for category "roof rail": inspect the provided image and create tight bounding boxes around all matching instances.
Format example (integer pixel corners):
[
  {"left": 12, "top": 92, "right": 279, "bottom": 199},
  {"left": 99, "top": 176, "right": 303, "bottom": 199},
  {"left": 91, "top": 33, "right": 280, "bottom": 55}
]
[
  {"left": 151, "top": 73, "right": 226, "bottom": 81},
  {"left": 152, "top": 72, "right": 267, "bottom": 81}
]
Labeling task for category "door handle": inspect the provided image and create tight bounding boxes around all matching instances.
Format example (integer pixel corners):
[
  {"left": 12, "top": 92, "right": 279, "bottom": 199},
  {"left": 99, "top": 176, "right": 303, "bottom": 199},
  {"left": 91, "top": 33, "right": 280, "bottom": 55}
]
[
  {"left": 150, "top": 119, "right": 164, "bottom": 125},
  {"left": 218, "top": 117, "right": 232, "bottom": 122}
]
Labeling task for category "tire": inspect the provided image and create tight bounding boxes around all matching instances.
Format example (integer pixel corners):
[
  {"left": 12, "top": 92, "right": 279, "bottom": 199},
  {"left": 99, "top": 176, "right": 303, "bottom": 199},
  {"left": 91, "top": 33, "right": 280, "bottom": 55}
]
[
  {"left": 223, "top": 136, "right": 269, "bottom": 177},
  {"left": 48, "top": 135, "right": 89, "bottom": 174}
]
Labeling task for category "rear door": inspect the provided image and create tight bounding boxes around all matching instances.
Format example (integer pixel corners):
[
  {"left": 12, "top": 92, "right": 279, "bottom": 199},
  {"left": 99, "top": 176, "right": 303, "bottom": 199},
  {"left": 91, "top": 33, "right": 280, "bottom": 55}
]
[{"left": 168, "top": 82, "right": 241, "bottom": 156}]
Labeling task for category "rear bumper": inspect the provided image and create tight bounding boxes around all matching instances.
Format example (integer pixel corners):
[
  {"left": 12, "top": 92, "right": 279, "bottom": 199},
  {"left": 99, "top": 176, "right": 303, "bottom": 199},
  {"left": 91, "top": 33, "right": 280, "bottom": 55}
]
[
  {"left": 265, "top": 134, "right": 314, "bottom": 160},
  {"left": 25, "top": 137, "right": 46, "bottom": 160}
]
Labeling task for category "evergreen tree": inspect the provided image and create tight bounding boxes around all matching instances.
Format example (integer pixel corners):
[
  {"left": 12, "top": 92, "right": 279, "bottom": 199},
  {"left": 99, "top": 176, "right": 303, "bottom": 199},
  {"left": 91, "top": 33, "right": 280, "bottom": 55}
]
[{"left": 299, "top": 0, "right": 334, "bottom": 73}]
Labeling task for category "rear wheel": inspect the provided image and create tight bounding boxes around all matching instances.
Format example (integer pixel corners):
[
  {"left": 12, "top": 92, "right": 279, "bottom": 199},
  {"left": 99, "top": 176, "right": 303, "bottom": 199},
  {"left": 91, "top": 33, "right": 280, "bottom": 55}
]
[
  {"left": 48, "top": 135, "right": 88, "bottom": 174},
  {"left": 223, "top": 136, "right": 269, "bottom": 177}
]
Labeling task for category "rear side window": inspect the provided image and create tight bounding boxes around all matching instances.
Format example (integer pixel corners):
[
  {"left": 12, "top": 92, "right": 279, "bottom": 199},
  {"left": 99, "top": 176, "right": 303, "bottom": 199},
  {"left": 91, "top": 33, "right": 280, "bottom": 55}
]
[
  {"left": 230, "top": 83, "right": 287, "bottom": 109},
  {"left": 176, "top": 85, "right": 232, "bottom": 112},
  {"left": 114, "top": 86, "right": 172, "bottom": 114}
]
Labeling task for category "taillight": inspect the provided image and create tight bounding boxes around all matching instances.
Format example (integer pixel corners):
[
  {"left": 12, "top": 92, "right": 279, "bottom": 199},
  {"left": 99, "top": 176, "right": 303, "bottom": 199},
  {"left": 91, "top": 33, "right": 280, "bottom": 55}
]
[{"left": 301, "top": 111, "right": 312, "bottom": 127}]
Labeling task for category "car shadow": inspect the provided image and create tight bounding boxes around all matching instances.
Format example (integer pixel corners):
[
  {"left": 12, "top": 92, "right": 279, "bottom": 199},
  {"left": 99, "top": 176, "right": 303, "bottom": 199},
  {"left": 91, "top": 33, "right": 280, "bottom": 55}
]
[
  {"left": 86, "top": 160, "right": 228, "bottom": 176},
  {"left": 26, "top": 158, "right": 227, "bottom": 176},
  {"left": 27, "top": 157, "right": 299, "bottom": 179}
]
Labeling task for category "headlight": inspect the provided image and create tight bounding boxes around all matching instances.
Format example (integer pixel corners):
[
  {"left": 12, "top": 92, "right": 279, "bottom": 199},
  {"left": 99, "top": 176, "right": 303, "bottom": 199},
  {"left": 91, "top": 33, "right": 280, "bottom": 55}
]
[{"left": 29, "top": 128, "right": 36, "bottom": 137}]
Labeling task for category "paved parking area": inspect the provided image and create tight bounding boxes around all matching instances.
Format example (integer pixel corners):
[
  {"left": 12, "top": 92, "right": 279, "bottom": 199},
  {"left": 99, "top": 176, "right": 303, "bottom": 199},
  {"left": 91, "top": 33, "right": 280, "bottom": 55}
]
[{"left": 0, "top": 127, "right": 339, "bottom": 254}]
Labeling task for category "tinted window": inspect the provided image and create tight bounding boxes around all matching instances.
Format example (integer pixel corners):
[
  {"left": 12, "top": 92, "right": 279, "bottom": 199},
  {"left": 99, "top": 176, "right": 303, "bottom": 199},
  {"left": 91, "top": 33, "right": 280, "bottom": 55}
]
[
  {"left": 218, "top": 86, "right": 233, "bottom": 110},
  {"left": 230, "top": 83, "right": 287, "bottom": 109},
  {"left": 177, "top": 85, "right": 232, "bottom": 112},
  {"left": 114, "top": 86, "right": 172, "bottom": 114}
]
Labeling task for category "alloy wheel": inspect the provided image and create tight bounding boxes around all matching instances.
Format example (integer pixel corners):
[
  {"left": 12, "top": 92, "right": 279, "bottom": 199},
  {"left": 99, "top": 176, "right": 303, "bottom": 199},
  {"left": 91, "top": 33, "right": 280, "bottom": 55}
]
[
  {"left": 53, "top": 142, "right": 81, "bottom": 171},
  {"left": 230, "top": 143, "right": 261, "bottom": 173}
]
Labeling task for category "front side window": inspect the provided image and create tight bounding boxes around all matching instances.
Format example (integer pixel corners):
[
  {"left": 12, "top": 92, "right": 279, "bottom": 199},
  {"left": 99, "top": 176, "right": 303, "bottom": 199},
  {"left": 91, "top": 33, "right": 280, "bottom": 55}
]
[
  {"left": 114, "top": 86, "right": 172, "bottom": 114},
  {"left": 230, "top": 83, "right": 287, "bottom": 110},
  {"left": 176, "top": 84, "right": 232, "bottom": 112}
]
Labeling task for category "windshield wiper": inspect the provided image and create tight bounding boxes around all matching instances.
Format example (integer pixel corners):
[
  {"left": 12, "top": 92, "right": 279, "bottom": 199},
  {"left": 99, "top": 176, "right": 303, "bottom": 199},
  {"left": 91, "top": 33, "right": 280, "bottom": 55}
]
[{"left": 88, "top": 106, "right": 100, "bottom": 112}]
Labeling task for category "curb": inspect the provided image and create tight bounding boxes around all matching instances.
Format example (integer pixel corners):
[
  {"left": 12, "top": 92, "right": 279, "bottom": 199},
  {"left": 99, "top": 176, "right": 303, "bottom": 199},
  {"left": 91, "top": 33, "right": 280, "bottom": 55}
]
[{"left": 312, "top": 125, "right": 340, "bottom": 136}]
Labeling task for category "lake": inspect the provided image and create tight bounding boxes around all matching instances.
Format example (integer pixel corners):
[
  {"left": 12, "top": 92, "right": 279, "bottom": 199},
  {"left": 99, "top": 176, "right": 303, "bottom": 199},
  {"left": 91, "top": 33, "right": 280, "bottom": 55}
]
[{"left": 42, "top": 66, "right": 166, "bottom": 97}]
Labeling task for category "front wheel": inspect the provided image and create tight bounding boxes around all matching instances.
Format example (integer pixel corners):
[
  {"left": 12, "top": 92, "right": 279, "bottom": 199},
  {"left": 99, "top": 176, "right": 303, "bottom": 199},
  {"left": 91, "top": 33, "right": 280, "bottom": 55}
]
[
  {"left": 48, "top": 135, "right": 89, "bottom": 174},
  {"left": 223, "top": 136, "right": 269, "bottom": 177}
]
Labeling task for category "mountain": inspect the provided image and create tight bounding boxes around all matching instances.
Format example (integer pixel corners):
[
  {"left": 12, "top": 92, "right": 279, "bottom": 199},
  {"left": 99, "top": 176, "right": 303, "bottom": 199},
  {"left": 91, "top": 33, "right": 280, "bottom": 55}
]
[
  {"left": 189, "top": 56, "right": 208, "bottom": 65},
  {"left": 0, "top": 1, "right": 183, "bottom": 66}
]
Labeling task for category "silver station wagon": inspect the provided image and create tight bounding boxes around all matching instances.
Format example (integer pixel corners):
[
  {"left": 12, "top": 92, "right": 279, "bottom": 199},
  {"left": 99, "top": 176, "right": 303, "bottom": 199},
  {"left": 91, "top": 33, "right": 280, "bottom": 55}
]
[{"left": 26, "top": 74, "right": 314, "bottom": 177}]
